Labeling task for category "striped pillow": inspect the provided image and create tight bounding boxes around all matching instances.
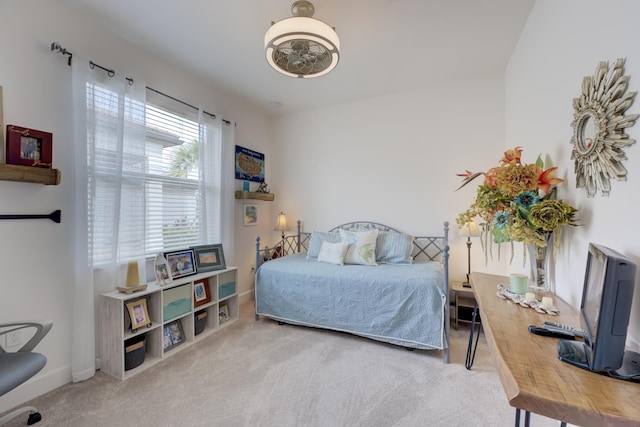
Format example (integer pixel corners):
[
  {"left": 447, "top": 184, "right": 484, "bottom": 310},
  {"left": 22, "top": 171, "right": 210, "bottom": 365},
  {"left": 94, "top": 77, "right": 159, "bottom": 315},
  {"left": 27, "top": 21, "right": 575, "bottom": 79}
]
[{"left": 375, "top": 230, "right": 414, "bottom": 264}]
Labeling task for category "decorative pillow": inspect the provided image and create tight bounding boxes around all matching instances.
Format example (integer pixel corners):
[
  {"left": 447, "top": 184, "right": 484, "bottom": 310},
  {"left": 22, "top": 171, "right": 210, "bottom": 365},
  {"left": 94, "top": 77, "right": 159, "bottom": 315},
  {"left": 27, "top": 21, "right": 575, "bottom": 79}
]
[
  {"left": 307, "top": 231, "right": 341, "bottom": 259},
  {"left": 376, "top": 230, "right": 414, "bottom": 264},
  {"left": 317, "top": 241, "right": 350, "bottom": 265},
  {"left": 340, "top": 229, "right": 378, "bottom": 266}
]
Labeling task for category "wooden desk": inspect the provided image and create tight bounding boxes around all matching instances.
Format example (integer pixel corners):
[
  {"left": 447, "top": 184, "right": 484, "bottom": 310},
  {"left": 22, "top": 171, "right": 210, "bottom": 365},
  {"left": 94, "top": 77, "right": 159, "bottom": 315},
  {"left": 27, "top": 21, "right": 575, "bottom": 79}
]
[{"left": 470, "top": 272, "right": 640, "bottom": 427}]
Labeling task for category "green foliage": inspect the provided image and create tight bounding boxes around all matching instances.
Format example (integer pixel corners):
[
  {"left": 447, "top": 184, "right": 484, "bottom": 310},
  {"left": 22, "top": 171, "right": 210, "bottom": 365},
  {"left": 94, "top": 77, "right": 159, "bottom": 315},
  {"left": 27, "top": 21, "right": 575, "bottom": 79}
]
[{"left": 168, "top": 139, "right": 199, "bottom": 178}]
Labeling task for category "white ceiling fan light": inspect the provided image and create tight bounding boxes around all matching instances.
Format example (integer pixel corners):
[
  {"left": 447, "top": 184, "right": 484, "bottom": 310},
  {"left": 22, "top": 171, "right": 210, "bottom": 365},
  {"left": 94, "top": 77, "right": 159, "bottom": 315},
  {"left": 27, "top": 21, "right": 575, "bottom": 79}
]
[{"left": 264, "top": 1, "right": 340, "bottom": 78}]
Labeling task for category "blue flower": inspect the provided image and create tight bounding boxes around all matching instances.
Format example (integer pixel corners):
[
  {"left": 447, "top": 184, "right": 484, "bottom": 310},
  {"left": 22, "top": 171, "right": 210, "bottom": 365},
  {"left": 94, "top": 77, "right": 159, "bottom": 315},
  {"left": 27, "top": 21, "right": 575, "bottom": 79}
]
[
  {"left": 515, "top": 191, "right": 539, "bottom": 209},
  {"left": 493, "top": 210, "right": 509, "bottom": 229}
]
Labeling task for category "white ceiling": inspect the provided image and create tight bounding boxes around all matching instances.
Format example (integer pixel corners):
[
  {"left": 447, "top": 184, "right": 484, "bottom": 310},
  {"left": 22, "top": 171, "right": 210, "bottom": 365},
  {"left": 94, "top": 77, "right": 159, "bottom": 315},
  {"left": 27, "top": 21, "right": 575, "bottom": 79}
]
[{"left": 58, "top": 0, "right": 535, "bottom": 116}]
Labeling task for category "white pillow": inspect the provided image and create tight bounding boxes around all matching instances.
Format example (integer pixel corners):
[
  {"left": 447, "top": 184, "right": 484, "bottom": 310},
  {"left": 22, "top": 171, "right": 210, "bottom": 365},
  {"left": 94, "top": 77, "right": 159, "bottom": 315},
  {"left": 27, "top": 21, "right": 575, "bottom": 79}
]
[
  {"left": 340, "top": 229, "right": 378, "bottom": 266},
  {"left": 317, "top": 241, "right": 349, "bottom": 265},
  {"left": 307, "top": 231, "right": 342, "bottom": 259}
]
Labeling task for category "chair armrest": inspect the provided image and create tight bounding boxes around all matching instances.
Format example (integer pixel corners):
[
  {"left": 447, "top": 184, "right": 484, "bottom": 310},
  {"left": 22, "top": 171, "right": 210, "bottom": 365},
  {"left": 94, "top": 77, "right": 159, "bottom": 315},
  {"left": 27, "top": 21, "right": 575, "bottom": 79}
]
[{"left": 0, "top": 321, "right": 53, "bottom": 352}]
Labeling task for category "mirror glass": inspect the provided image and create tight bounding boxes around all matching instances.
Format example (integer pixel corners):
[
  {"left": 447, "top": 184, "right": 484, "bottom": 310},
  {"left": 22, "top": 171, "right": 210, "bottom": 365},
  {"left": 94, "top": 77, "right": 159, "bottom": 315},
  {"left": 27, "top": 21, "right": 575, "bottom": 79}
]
[{"left": 577, "top": 112, "right": 597, "bottom": 154}]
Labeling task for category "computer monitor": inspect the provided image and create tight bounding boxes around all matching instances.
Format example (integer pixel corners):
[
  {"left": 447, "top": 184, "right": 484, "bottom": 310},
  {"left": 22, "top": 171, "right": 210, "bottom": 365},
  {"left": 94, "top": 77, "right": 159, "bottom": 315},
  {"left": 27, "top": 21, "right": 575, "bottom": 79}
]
[{"left": 558, "top": 243, "right": 640, "bottom": 380}]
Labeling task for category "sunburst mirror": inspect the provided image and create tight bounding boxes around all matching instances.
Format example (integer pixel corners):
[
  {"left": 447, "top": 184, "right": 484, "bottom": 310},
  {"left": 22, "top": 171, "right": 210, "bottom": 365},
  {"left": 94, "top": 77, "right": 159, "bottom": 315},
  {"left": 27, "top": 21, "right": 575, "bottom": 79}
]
[{"left": 570, "top": 58, "right": 638, "bottom": 197}]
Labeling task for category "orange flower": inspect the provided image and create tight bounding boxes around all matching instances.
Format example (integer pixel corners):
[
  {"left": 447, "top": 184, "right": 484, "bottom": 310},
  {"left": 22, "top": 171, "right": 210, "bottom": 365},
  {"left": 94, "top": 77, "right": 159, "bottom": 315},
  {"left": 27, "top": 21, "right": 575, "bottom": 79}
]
[
  {"left": 537, "top": 166, "right": 564, "bottom": 195},
  {"left": 500, "top": 146, "right": 523, "bottom": 164},
  {"left": 484, "top": 167, "right": 500, "bottom": 188},
  {"left": 456, "top": 170, "right": 476, "bottom": 179}
]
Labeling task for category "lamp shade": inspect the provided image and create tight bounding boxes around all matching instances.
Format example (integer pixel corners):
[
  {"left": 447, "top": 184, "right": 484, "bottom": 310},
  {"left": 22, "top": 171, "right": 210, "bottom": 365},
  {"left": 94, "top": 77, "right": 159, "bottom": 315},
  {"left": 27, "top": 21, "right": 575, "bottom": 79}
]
[
  {"left": 460, "top": 219, "right": 481, "bottom": 238},
  {"left": 265, "top": 1, "right": 340, "bottom": 78},
  {"left": 274, "top": 212, "right": 289, "bottom": 232}
]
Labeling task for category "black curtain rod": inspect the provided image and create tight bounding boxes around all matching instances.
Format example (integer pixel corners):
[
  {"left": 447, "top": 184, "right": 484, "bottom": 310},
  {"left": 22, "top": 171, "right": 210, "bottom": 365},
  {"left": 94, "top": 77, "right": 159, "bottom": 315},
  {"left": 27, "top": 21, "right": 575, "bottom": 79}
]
[
  {"left": 146, "top": 86, "right": 220, "bottom": 122},
  {"left": 51, "top": 42, "right": 232, "bottom": 125}
]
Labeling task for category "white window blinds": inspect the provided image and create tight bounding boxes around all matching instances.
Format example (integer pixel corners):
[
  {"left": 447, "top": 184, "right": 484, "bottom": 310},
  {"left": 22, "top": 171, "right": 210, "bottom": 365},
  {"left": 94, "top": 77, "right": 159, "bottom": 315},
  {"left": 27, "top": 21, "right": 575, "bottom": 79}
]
[{"left": 88, "top": 84, "right": 222, "bottom": 265}]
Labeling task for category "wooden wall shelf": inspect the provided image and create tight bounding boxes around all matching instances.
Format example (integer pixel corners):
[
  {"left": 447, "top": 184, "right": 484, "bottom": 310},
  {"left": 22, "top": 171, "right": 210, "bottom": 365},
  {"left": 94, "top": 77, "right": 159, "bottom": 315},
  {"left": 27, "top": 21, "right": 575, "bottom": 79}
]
[
  {"left": 0, "top": 163, "right": 60, "bottom": 185},
  {"left": 235, "top": 191, "right": 275, "bottom": 201}
]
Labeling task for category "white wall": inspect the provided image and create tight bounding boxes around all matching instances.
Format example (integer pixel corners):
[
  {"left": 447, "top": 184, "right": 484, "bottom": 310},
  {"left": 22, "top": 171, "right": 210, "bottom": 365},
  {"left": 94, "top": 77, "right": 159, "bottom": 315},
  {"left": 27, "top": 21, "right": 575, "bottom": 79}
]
[
  {"left": 506, "top": 0, "right": 640, "bottom": 349},
  {"left": 0, "top": 0, "right": 274, "bottom": 412},
  {"left": 271, "top": 74, "right": 509, "bottom": 281}
]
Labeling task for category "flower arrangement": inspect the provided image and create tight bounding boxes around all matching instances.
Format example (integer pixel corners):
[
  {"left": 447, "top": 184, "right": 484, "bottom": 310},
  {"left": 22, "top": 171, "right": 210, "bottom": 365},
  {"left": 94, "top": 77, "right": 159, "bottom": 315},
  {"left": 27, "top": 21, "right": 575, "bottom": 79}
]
[{"left": 456, "top": 146, "right": 578, "bottom": 260}]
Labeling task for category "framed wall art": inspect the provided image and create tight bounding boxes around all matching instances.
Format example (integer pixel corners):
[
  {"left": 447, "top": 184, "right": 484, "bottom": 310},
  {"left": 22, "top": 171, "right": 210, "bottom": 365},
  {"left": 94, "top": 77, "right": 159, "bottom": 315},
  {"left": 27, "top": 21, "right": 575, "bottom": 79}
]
[
  {"left": 125, "top": 298, "right": 152, "bottom": 332},
  {"left": 0, "top": 86, "right": 4, "bottom": 155},
  {"left": 243, "top": 204, "right": 258, "bottom": 226},
  {"left": 164, "top": 249, "right": 196, "bottom": 280},
  {"left": 570, "top": 58, "right": 638, "bottom": 197},
  {"left": 191, "top": 244, "right": 226, "bottom": 273},
  {"left": 6, "top": 124, "right": 53, "bottom": 168},
  {"left": 235, "top": 145, "right": 265, "bottom": 182},
  {"left": 193, "top": 278, "right": 211, "bottom": 308}
]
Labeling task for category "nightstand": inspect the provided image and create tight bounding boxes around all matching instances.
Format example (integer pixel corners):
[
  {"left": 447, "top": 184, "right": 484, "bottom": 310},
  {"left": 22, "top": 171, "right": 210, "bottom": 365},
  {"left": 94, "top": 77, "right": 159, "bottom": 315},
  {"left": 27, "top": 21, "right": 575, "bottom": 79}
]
[{"left": 451, "top": 281, "right": 480, "bottom": 330}]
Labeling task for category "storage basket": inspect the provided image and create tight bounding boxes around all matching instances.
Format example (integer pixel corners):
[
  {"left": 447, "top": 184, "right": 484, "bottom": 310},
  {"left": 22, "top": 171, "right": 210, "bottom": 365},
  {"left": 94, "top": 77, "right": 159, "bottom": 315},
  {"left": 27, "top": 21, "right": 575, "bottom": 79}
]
[
  {"left": 124, "top": 334, "right": 146, "bottom": 371},
  {"left": 194, "top": 310, "right": 207, "bottom": 336}
]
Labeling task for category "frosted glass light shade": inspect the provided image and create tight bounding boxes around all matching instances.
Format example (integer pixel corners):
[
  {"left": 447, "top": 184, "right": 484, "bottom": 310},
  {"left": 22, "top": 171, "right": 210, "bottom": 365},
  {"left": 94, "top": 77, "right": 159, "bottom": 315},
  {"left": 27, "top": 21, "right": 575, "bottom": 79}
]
[{"left": 265, "top": 16, "right": 340, "bottom": 78}]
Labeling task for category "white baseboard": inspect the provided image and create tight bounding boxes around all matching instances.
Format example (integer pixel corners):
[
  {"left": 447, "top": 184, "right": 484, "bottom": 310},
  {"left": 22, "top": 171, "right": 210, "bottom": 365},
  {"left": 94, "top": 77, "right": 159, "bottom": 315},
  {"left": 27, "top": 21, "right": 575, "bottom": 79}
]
[
  {"left": 0, "top": 365, "right": 71, "bottom": 413},
  {"left": 237, "top": 289, "right": 255, "bottom": 305}
]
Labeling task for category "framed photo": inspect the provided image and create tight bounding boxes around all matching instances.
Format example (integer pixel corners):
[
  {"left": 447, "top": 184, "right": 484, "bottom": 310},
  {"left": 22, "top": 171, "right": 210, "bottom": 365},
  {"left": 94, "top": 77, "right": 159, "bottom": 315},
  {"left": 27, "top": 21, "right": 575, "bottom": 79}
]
[
  {"left": 191, "top": 244, "right": 226, "bottom": 273},
  {"left": 6, "top": 124, "right": 53, "bottom": 168},
  {"left": 193, "top": 278, "right": 211, "bottom": 308},
  {"left": 219, "top": 304, "right": 230, "bottom": 324},
  {"left": 164, "top": 249, "right": 196, "bottom": 280},
  {"left": 125, "top": 298, "right": 152, "bottom": 332},
  {"left": 235, "top": 145, "right": 265, "bottom": 182},
  {"left": 154, "top": 252, "right": 173, "bottom": 286},
  {"left": 243, "top": 204, "right": 258, "bottom": 226},
  {"left": 162, "top": 319, "right": 184, "bottom": 352},
  {"left": 0, "top": 87, "right": 4, "bottom": 154}
]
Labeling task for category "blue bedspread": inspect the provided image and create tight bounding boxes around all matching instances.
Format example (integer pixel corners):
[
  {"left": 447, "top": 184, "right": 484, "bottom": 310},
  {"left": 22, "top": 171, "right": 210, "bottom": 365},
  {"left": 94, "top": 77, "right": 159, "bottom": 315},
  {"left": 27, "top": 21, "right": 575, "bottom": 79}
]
[{"left": 255, "top": 254, "right": 446, "bottom": 350}]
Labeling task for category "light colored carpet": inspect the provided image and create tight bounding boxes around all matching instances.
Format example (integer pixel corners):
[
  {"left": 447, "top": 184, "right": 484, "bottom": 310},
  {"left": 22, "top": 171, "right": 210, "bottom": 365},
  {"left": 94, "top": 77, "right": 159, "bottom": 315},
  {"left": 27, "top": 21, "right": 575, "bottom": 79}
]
[{"left": 2, "top": 302, "right": 558, "bottom": 426}]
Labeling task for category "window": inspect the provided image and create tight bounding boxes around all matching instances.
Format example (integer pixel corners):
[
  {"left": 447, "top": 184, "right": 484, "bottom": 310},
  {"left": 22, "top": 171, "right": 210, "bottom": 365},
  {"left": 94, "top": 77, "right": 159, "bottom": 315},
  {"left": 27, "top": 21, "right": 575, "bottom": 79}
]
[
  {"left": 87, "top": 83, "right": 221, "bottom": 265},
  {"left": 145, "top": 104, "right": 202, "bottom": 254}
]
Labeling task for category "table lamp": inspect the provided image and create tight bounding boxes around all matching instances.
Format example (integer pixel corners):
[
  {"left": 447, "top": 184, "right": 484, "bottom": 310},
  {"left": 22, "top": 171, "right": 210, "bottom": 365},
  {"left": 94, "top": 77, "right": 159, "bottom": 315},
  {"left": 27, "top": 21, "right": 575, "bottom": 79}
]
[
  {"left": 274, "top": 212, "right": 289, "bottom": 240},
  {"left": 461, "top": 219, "right": 480, "bottom": 287}
]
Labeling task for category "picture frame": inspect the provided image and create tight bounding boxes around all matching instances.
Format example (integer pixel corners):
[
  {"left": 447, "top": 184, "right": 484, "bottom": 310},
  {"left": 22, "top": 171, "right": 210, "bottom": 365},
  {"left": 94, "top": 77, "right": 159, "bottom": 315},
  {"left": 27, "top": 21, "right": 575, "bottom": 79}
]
[
  {"left": 6, "top": 124, "right": 53, "bottom": 168},
  {"left": 191, "top": 244, "right": 226, "bottom": 273},
  {"left": 193, "top": 277, "right": 211, "bottom": 308},
  {"left": 243, "top": 204, "right": 258, "bottom": 226},
  {"left": 164, "top": 249, "right": 196, "bottom": 280},
  {"left": 154, "top": 252, "right": 173, "bottom": 286},
  {"left": 219, "top": 304, "right": 230, "bottom": 324},
  {"left": 0, "top": 87, "right": 4, "bottom": 156},
  {"left": 125, "top": 298, "right": 152, "bottom": 332},
  {"left": 162, "top": 319, "right": 184, "bottom": 352},
  {"left": 235, "top": 145, "right": 265, "bottom": 182}
]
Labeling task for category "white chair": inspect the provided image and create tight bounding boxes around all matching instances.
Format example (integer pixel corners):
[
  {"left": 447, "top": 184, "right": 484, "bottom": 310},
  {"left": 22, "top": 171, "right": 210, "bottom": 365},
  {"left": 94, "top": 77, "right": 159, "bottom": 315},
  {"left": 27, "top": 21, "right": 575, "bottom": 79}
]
[{"left": 0, "top": 321, "right": 52, "bottom": 426}]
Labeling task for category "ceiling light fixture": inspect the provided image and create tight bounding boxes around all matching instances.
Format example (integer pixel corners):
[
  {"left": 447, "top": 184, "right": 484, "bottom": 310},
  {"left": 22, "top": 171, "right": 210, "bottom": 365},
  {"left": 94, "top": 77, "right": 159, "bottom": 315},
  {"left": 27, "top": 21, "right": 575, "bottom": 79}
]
[{"left": 264, "top": 1, "right": 340, "bottom": 79}]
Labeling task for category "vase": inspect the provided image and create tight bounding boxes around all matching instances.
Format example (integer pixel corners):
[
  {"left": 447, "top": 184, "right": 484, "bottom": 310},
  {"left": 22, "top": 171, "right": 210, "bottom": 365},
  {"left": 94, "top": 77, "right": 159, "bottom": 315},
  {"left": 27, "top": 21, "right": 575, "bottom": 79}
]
[{"left": 527, "top": 233, "right": 554, "bottom": 293}]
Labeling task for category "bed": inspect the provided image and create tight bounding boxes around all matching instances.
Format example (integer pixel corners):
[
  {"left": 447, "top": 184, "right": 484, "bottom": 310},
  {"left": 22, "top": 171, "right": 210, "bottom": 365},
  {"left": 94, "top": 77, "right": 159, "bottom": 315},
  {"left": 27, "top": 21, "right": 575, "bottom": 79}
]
[{"left": 254, "top": 221, "right": 450, "bottom": 363}]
